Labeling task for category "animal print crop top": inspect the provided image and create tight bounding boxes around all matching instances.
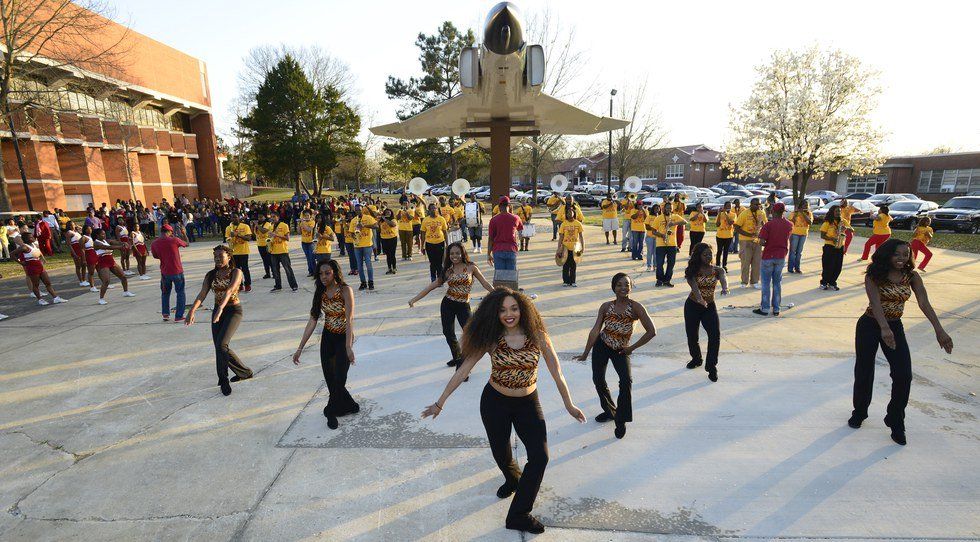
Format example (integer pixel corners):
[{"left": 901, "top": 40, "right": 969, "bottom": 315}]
[
  {"left": 693, "top": 273, "right": 718, "bottom": 305},
  {"left": 445, "top": 270, "right": 473, "bottom": 303},
  {"left": 866, "top": 276, "right": 912, "bottom": 320},
  {"left": 489, "top": 335, "right": 541, "bottom": 389},
  {"left": 321, "top": 288, "right": 348, "bottom": 333},
  {"left": 599, "top": 302, "right": 637, "bottom": 351},
  {"left": 211, "top": 269, "right": 239, "bottom": 305}
]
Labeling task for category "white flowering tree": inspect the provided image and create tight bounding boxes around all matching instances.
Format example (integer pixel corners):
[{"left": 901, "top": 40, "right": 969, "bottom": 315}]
[{"left": 724, "top": 46, "right": 885, "bottom": 204}]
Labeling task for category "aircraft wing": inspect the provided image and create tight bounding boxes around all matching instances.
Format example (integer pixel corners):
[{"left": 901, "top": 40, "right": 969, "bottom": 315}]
[
  {"left": 370, "top": 95, "right": 471, "bottom": 139},
  {"left": 533, "top": 93, "right": 630, "bottom": 135}
]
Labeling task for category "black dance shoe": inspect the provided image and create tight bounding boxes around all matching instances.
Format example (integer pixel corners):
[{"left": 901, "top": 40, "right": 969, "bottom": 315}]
[
  {"left": 847, "top": 415, "right": 864, "bottom": 428},
  {"left": 327, "top": 414, "right": 339, "bottom": 430},
  {"left": 707, "top": 369, "right": 718, "bottom": 382},
  {"left": 595, "top": 412, "right": 613, "bottom": 423},
  {"left": 614, "top": 424, "right": 626, "bottom": 439},
  {"left": 496, "top": 481, "right": 518, "bottom": 499},
  {"left": 358, "top": 282, "right": 367, "bottom": 290},
  {"left": 506, "top": 514, "right": 545, "bottom": 534},
  {"left": 686, "top": 359, "right": 702, "bottom": 369},
  {"left": 230, "top": 374, "right": 253, "bottom": 383},
  {"left": 884, "top": 416, "right": 906, "bottom": 445},
  {"left": 219, "top": 381, "right": 232, "bottom": 396}
]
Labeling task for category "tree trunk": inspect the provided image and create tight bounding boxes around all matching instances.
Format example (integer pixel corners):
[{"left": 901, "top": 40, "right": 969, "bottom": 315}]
[
  {"left": 293, "top": 171, "right": 301, "bottom": 196},
  {"left": 4, "top": 98, "right": 33, "bottom": 211},
  {"left": 530, "top": 136, "right": 539, "bottom": 204},
  {"left": 791, "top": 172, "right": 801, "bottom": 207},
  {"left": 0, "top": 138, "right": 10, "bottom": 212}
]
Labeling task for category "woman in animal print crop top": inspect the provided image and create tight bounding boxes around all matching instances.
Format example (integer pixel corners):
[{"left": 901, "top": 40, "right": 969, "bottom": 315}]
[
  {"left": 409, "top": 242, "right": 493, "bottom": 372},
  {"left": 576, "top": 273, "right": 657, "bottom": 440},
  {"left": 187, "top": 245, "right": 252, "bottom": 397},
  {"left": 421, "top": 288, "right": 586, "bottom": 535},
  {"left": 293, "top": 258, "right": 358, "bottom": 430},
  {"left": 850, "top": 239, "right": 952, "bottom": 446}
]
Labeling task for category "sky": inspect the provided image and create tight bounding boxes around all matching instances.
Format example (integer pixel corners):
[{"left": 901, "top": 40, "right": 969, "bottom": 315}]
[{"left": 108, "top": 0, "right": 980, "bottom": 156}]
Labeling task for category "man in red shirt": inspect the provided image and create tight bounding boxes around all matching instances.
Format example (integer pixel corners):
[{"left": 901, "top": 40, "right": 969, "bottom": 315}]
[
  {"left": 487, "top": 196, "right": 523, "bottom": 286},
  {"left": 755, "top": 202, "right": 794, "bottom": 316},
  {"left": 150, "top": 224, "right": 189, "bottom": 322}
]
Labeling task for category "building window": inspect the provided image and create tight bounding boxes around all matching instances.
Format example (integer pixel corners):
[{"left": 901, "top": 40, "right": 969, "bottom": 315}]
[
  {"left": 918, "top": 169, "right": 980, "bottom": 194},
  {"left": 847, "top": 174, "right": 886, "bottom": 194},
  {"left": 595, "top": 171, "right": 604, "bottom": 182},
  {"left": 666, "top": 164, "right": 684, "bottom": 179}
]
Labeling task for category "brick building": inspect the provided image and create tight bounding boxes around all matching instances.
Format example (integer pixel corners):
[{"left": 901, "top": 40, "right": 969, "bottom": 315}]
[
  {"left": 549, "top": 144, "right": 724, "bottom": 188},
  {"left": 805, "top": 152, "right": 980, "bottom": 200},
  {"left": 1, "top": 9, "right": 220, "bottom": 212}
]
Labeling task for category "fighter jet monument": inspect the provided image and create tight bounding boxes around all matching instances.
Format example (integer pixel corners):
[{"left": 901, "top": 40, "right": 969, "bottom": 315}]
[{"left": 371, "top": 2, "right": 630, "bottom": 199}]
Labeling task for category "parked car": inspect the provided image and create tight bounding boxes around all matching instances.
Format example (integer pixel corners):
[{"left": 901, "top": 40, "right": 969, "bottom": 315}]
[
  {"left": 726, "top": 189, "right": 756, "bottom": 199},
  {"left": 712, "top": 181, "right": 743, "bottom": 193},
  {"left": 864, "top": 193, "right": 911, "bottom": 206},
  {"left": 707, "top": 187, "right": 726, "bottom": 195},
  {"left": 806, "top": 190, "right": 839, "bottom": 201},
  {"left": 569, "top": 191, "right": 600, "bottom": 207},
  {"left": 774, "top": 189, "right": 793, "bottom": 199},
  {"left": 745, "top": 182, "right": 776, "bottom": 191},
  {"left": 779, "top": 195, "right": 827, "bottom": 213},
  {"left": 702, "top": 195, "right": 745, "bottom": 216},
  {"left": 585, "top": 183, "right": 614, "bottom": 196},
  {"left": 927, "top": 196, "right": 980, "bottom": 233},
  {"left": 881, "top": 200, "right": 939, "bottom": 229},
  {"left": 641, "top": 194, "right": 665, "bottom": 207},
  {"left": 838, "top": 192, "right": 875, "bottom": 201},
  {"left": 695, "top": 188, "right": 716, "bottom": 199},
  {"left": 812, "top": 199, "right": 877, "bottom": 223}
]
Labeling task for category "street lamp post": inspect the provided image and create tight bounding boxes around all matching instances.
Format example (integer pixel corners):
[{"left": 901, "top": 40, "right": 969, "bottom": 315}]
[{"left": 607, "top": 89, "right": 616, "bottom": 192}]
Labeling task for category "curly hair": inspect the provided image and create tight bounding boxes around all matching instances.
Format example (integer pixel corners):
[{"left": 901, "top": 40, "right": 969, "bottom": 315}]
[
  {"left": 865, "top": 238, "right": 913, "bottom": 284},
  {"left": 460, "top": 287, "right": 547, "bottom": 360}
]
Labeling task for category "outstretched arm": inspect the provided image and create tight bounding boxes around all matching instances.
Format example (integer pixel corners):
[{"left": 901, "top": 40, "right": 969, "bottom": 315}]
[
  {"left": 471, "top": 264, "right": 494, "bottom": 292},
  {"left": 421, "top": 349, "right": 486, "bottom": 419},
  {"left": 409, "top": 277, "right": 444, "bottom": 307}
]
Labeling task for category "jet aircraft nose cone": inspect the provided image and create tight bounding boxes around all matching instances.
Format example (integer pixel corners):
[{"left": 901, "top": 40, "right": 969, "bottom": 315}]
[{"left": 484, "top": 2, "right": 524, "bottom": 55}]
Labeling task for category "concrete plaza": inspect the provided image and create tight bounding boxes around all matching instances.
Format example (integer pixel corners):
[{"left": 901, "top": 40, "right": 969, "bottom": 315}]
[{"left": 0, "top": 219, "right": 977, "bottom": 541}]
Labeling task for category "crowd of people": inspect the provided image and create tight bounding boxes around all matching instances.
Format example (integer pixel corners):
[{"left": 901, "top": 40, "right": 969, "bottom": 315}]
[{"left": 0, "top": 186, "right": 956, "bottom": 535}]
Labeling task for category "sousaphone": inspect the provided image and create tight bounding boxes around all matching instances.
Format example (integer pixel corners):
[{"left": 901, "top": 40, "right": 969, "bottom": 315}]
[
  {"left": 407, "top": 177, "right": 428, "bottom": 196},
  {"left": 550, "top": 174, "right": 569, "bottom": 194},
  {"left": 451, "top": 178, "right": 471, "bottom": 198}
]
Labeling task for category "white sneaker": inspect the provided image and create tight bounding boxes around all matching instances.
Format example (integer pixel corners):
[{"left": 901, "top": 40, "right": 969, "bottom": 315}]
[
  {"left": 37, "top": 298, "right": 49, "bottom": 306},
  {"left": 53, "top": 296, "right": 67, "bottom": 304},
  {"left": 107, "top": 284, "right": 116, "bottom": 289},
  {"left": 0, "top": 314, "right": 8, "bottom": 321},
  {"left": 89, "top": 287, "right": 99, "bottom": 293},
  {"left": 140, "top": 275, "right": 151, "bottom": 280},
  {"left": 80, "top": 281, "right": 90, "bottom": 287},
  {"left": 98, "top": 298, "right": 108, "bottom": 305},
  {"left": 123, "top": 291, "right": 136, "bottom": 297},
  {"left": 124, "top": 270, "right": 135, "bottom": 276},
  {"left": 753, "top": 283, "right": 761, "bottom": 290},
  {"left": 571, "top": 283, "right": 578, "bottom": 288}
]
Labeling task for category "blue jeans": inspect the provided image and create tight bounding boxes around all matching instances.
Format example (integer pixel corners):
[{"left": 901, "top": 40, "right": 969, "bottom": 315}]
[
  {"left": 788, "top": 234, "right": 806, "bottom": 273},
  {"left": 621, "top": 221, "right": 630, "bottom": 250},
  {"left": 645, "top": 237, "right": 656, "bottom": 267},
  {"left": 494, "top": 250, "right": 517, "bottom": 271},
  {"left": 354, "top": 246, "right": 374, "bottom": 283},
  {"left": 655, "top": 246, "right": 677, "bottom": 284},
  {"left": 760, "top": 258, "right": 785, "bottom": 314},
  {"left": 731, "top": 231, "right": 740, "bottom": 254},
  {"left": 161, "top": 273, "right": 185, "bottom": 319},
  {"left": 301, "top": 241, "right": 316, "bottom": 275},
  {"left": 630, "top": 231, "right": 644, "bottom": 260}
]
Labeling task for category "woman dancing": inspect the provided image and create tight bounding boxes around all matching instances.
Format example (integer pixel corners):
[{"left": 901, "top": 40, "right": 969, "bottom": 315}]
[
  {"left": 81, "top": 224, "right": 99, "bottom": 291},
  {"left": 860, "top": 204, "right": 891, "bottom": 261},
  {"left": 293, "top": 259, "right": 357, "bottom": 429},
  {"left": 575, "top": 273, "right": 656, "bottom": 439},
  {"left": 715, "top": 201, "right": 735, "bottom": 271},
  {"left": 422, "top": 288, "right": 586, "bottom": 534},
  {"left": 849, "top": 239, "right": 952, "bottom": 445},
  {"left": 409, "top": 241, "right": 494, "bottom": 372},
  {"left": 115, "top": 222, "right": 134, "bottom": 276},
  {"left": 909, "top": 217, "right": 934, "bottom": 272},
  {"left": 186, "top": 245, "right": 253, "bottom": 396},
  {"left": 11, "top": 232, "right": 67, "bottom": 306},
  {"left": 131, "top": 223, "right": 150, "bottom": 280},
  {"left": 64, "top": 222, "right": 88, "bottom": 286},
  {"left": 683, "top": 242, "right": 729, "bottom": 381},
  {"left": 92, "top": 229, "right": 136, "bottom": 304}
]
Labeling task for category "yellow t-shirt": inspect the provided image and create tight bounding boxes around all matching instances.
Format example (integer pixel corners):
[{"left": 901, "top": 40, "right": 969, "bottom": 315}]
[
  {"left": 556, "top": 204, "right": 585, "bottom": 223},
  {"left": 559, "top": 220, "right": 583, "bottom": 251},
  {"left": 652, "top": 214, "right": 681, "bottom": 247},
  {"left": 454, "top": 205, "right": 465, "bottom": 222},
  {"left": 517, "top": 205, "right": 533, "bottom": 222},
  {"left": 644, "top": 214, "right": 658, "bottom": 238},
  {"left": 439, "top": 206, "right": 455, "bottom": 224},
  {"left": 422, "top": 215, "right": 448, "bottom": 244},
  {"left": 546, "top": 195, "right": 561, "bottom": 215},
  {"left": 380, "top": 219, "right": 398, "bottom": 240},
  {"left": 789, "top": 210, "right": 813, "bottom": 236},
  {"left": 716, "top": 211, "right": 735, "bottom": 239},
  {"left": 396, "top": 209, "right": 415, "bottom": 231},
  {"left": 840, "top": 205, "right": 856, "bottom": 227},
  {"left": 600, "top": 199, "right": 618, "bottom": 219},
  {"left": 315, "top": 226, "right": 334, "bottom": 254},
  {"left": 412, "top": 205, "right": 424, "bottom": 225},
  {"left": 254, "top": 221, "right": 272, "bottom": 247},
  {"left": 688, "top": 211, "right": 706, "bottom": 233},
  {"left": 270, "top": 222, "right": 290, "bottom": 255},
  {"left": 820, "top": 220, "right": 840, "bottom": 246},
  {"left": 872, "top": 214, "right": 892, "bottom": 236},
  {"left": 225, "top": 223, "right": 251, "bottom": 255},
  {"left": 735, "top": 209, "right": 767, "bottom": 243},
  {"left": 630, "top": 209, "right": 648, "bottom": 232},
  {"left": 671, "top": 201, "right": 686, "bottom": 216},
  {"left": 912, "top": 226, "right": 933, "bottom": 245},
  {"left": 621, "top": 201, "right": 635, "bottom": 219},
  {"left": 348, "top": 215, "right": 377, "bottom": 248},
  {"left": 299, "top": 219, "right": 316, "bottom": 243}
]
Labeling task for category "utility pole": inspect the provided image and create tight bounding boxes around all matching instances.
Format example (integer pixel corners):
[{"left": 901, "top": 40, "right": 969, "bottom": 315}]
[{"left": 607, "top": 89, "right": 616, "bottom": 192}]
